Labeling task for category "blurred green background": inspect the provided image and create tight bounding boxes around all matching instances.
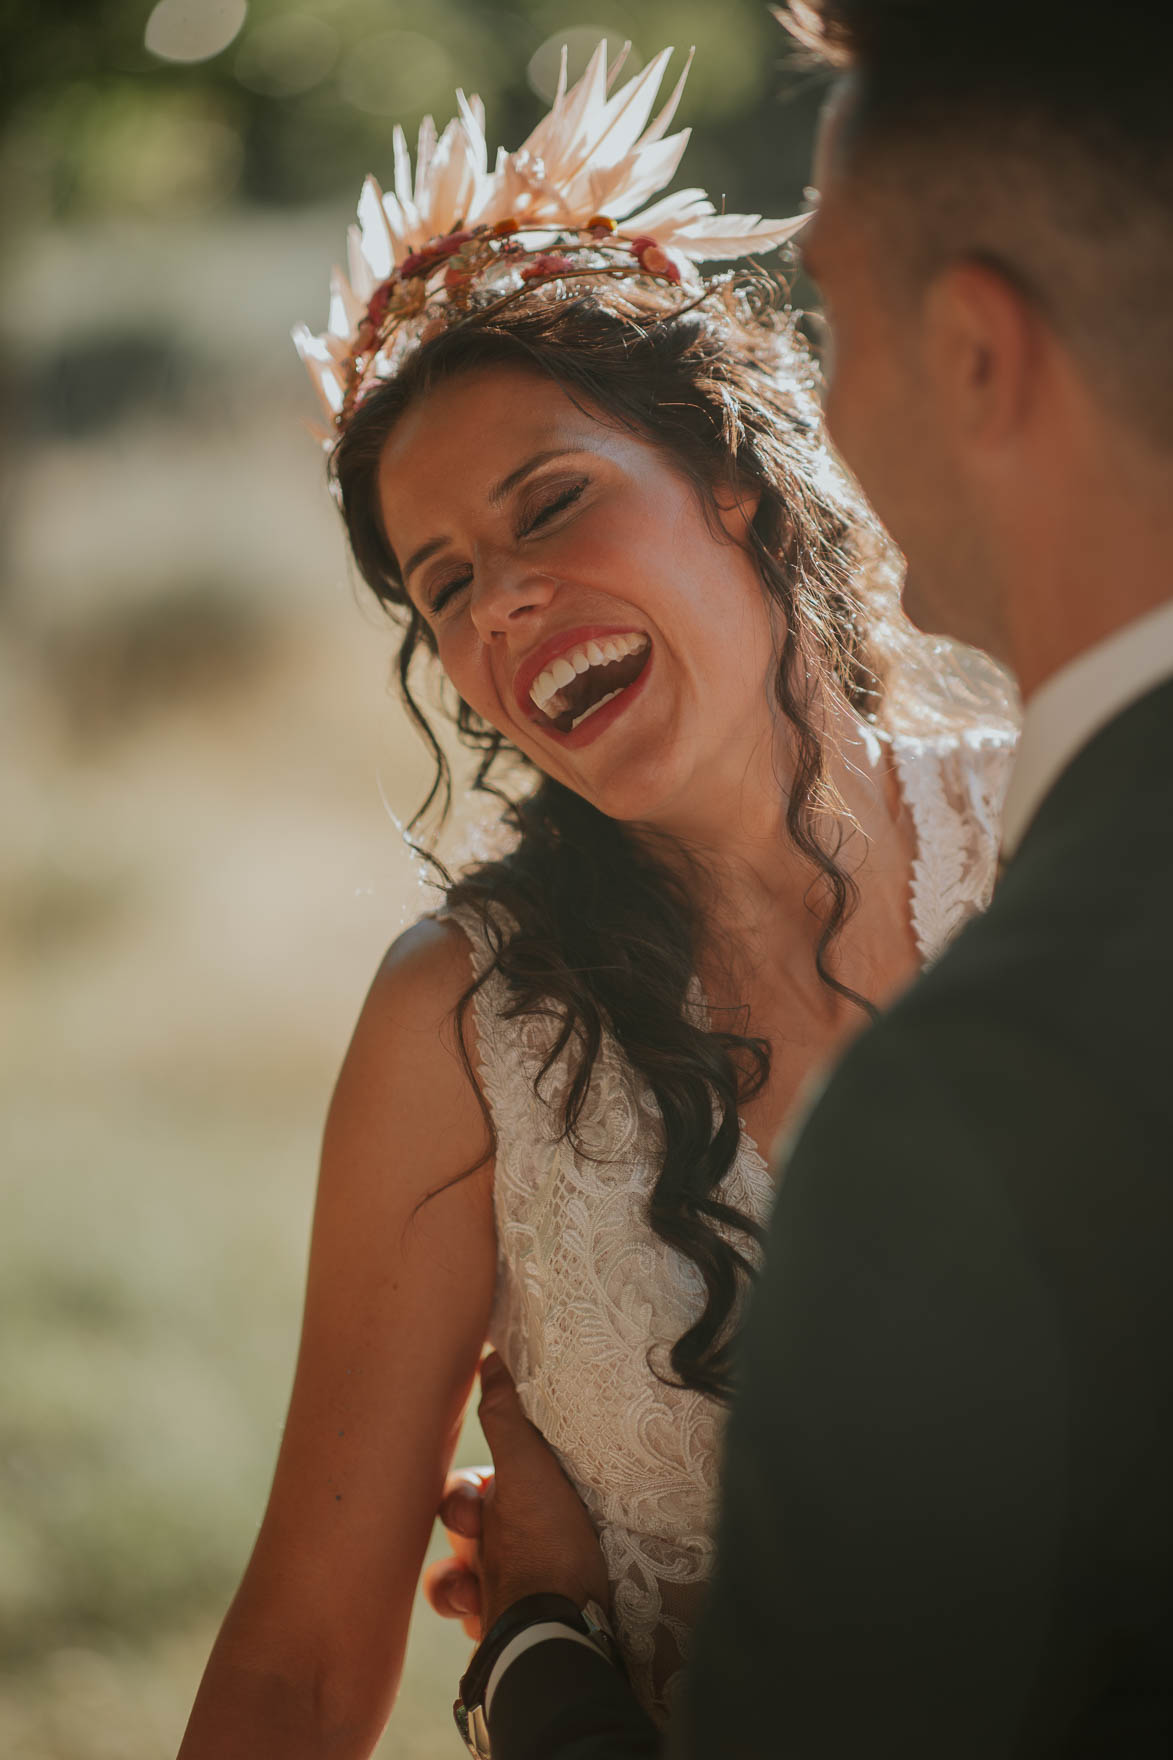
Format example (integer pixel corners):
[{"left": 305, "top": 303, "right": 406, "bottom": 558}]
[{"left": 0, "top": 3, "right": 822, "bottom": 1754}]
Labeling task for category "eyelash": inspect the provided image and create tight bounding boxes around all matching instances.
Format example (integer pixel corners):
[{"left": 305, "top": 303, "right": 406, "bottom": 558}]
[{"left": 427, "top": 481, "right": 587, "bottom": 615}]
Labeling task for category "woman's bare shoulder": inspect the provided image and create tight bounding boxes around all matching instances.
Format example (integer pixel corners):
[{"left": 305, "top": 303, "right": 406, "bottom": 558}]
[
  {"left": 367, "top": 913, "right": 476, "bottom": 1026},
  {"left": 341, "top": 912, "right": 486, "bottom": 1073},
  {"left": 325, "top": 913, "right": 487, "bottom": 1184}
]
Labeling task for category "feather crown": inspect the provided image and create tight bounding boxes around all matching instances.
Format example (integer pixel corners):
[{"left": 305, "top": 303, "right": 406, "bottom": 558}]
[{"left": 294, "top": 40, "right": 809, "bottom": 445}]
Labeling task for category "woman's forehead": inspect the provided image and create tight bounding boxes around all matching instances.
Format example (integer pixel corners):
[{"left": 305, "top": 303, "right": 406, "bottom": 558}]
[
  {"left": 377, "top": 368, "right": 640, "bottom": 521},
  {"left": 384, "top": 366, "right": 593, "bottom": 466}
]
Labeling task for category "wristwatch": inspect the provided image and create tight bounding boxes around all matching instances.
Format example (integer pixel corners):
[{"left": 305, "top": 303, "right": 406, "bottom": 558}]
[{"left": 453, "top": 1592, "right": 620, "bottom": 1758}]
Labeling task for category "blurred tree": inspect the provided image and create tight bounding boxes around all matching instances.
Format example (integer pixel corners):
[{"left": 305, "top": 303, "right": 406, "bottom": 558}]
[{"left": 1, "top": 0, "right": 827, "bottom": 222}]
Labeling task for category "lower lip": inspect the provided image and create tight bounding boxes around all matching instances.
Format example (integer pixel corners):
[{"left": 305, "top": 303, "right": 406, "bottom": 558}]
[{"left": 538, "top": 648, "right": 654, "bottom": 749}]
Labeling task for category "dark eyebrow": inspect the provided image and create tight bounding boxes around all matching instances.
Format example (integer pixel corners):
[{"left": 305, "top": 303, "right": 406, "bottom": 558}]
[
  {"left": 401, "top": 534, "right": 450, "bottom": 586},
  {"left": 488, "top": 447, "right": 583, "bottom": 507},
  {"left": 400, "top": 448, "right": 587, "bottom": 587}
]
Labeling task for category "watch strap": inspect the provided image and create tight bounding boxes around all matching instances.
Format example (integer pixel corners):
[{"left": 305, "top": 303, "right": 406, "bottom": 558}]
[
  {"left": 454, "top": 1593, "right": 616, "bottom": 1758},
  {"left": 459, "top": 1592, "right": 587, "bottom": 1709}
]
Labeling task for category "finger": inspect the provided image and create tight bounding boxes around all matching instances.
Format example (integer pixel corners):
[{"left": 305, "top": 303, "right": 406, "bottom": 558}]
[
  {"left": 477, "top": 1353, "right": 533, "bottom": 1434},
  {"left": 477, "top": 1358, "right": 598, "bottom": 1554},
  {"left": 478, "top": 1357, "right": 559, "bottom": 1480},
  {"left": 439, "top": 1471, "right": 491, "bottom": 1539},
  {"left": 478, "top": 1350, "right": 512, "bottom": 1397},
  {"left": 422, "top": 1555, "right": 482, "bottom": 1623},
  {"left": 441, "top": 1465, "right": 493, "bottom": 1502}
]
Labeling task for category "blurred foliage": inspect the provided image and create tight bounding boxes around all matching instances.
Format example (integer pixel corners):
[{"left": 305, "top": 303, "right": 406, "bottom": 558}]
[{"left": 2, "top": 0, "right": 827, "bottom": 223}]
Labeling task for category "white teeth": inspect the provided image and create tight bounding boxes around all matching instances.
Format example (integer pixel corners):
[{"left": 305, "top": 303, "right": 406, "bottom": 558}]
[
  {"left": 570, "top": 689, "right": 620, "bottom": 730},
  {"left": 526, "top": 632, "right": 650, "bottom": 713}
]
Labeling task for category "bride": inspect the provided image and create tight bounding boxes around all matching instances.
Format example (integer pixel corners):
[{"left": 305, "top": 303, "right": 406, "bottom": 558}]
[{"left": 179, "top": 43, "right": 1014, "bottom": 1755}]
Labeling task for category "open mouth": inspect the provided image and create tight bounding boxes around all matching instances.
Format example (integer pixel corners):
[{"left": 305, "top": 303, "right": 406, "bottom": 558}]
[{"left": 527, "top": 633, "right": 652, "bottom": 735}]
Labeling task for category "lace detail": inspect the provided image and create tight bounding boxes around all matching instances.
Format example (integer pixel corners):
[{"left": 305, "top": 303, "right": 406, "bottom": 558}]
[
  {"left": 893, "top": 727, "right": 1016, "bottom": 963},
  {"left": 444, "top": 727, "right": 1016, "bottom": 1723}
]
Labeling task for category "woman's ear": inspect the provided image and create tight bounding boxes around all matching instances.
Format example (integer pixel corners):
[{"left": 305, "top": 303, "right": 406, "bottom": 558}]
[{"left": 712, "top": 476, "right": 762, "bottom": 537}]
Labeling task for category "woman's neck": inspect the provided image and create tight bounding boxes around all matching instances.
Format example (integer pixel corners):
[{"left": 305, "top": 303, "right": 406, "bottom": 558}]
[{"left": 633, "top": 693, "right": 896, "bottom": 939}]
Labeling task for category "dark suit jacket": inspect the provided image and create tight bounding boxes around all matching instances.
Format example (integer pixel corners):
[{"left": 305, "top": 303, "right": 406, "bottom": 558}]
[{"left": 490, "top": 678, "right": 1173, "bottom": 1759}]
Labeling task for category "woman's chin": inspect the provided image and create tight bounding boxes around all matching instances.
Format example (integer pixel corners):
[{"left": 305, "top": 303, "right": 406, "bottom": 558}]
[{"left": 568, "top": 752, "right": 689, "bottom": 826}]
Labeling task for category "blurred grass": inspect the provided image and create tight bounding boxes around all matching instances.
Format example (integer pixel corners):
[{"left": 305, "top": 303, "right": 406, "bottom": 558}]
[
  {"left": 0, "top": 1076, "right": 489, "bottom": 1755},
  {"left": 0, "top": 598, "right": 490, "bottom": 1753},
  {"left": 0, "top": 210, "right": 489, "bottom": 1741}
]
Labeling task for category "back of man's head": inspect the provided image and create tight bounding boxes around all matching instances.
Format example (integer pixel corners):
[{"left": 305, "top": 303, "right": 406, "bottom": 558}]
[{"left": 782, "top": 0, "right": 1173, "bottom": 449}]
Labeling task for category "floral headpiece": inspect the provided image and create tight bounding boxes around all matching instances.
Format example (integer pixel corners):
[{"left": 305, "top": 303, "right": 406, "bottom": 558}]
[{"left": 294, "top": 41, "right": 809, "bottom": 447}]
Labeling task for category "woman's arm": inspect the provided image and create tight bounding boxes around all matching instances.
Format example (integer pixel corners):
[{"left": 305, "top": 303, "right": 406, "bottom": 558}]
[{"left": 178, "top": 918, "right": 496, "bottom": 1760}]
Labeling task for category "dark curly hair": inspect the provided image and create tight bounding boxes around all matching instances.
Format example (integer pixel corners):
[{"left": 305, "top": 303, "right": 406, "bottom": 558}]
[{"left": 330, "top": 275, "right": 896, "bottom": 1402}]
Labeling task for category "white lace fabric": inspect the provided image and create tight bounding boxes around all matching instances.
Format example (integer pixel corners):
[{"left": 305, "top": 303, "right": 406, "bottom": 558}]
[{"left": 445, "top": 727, "right": 1016, "bottom": 1722}]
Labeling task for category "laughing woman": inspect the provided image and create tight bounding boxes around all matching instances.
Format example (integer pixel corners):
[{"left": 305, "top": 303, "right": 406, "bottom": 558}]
[{"left": 179, "top": 45, "right": 1015, "bottom": 1758}]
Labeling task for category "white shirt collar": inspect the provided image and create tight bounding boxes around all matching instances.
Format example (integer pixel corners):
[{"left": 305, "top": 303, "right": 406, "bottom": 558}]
[{"left": 1001, "top": 597, "right": 1173, "bottom": 857}]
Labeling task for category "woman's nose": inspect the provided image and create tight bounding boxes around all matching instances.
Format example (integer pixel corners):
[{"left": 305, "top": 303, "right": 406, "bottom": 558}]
[{"left": 469, "top": 562, "right": 558, "bottom": 639}]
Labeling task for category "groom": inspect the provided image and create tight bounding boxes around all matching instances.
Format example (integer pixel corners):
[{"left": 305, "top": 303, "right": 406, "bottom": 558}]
[{"left": 435, "top": 2, "right": 1173, "bottom": 1753}]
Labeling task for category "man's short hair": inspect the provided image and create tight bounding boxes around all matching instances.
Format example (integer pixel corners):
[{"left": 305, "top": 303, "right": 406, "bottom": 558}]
[{"left": 781, "top": 1, "right": 1173, "bottom": 447}]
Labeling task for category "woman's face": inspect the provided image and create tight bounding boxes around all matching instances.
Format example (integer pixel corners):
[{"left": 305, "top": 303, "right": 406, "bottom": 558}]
[{"left": 377, "top": 364, "right": 778, "bottom": 829}]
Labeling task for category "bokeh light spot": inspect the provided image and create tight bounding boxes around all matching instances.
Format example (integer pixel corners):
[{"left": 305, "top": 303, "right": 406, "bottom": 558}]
[
  {"left": 235, "top": 14, "right": 338, "bottom": 99},
  {"left": 526, "top": 28, "right": 641, "bottom": 104},
  {"left": 339, "top": 31, "right": 455, "bottom": 118},
  {"left": 145, "top": 0, "right": 248, "bottom": 66}
]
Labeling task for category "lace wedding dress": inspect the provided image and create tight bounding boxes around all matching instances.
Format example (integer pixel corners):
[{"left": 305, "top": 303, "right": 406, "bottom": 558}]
[{"left": 447, "top": 727, "right": 1015, "bottom": 1722}]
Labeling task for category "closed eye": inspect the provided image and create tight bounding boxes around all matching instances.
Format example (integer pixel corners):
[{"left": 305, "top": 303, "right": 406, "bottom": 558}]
[
  {"left": 428, "top": 568, "right": 473, "bottom": 615},
  {"left": 425, "top": 482, "right": 586, "bottom": 617},
  {"left": 520, "top": 481, "right": 585, "bottom": 536}
]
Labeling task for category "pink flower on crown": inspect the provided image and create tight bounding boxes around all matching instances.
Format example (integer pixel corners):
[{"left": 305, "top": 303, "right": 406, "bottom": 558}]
[
  {"left": 520, "top": 252, "right": 577, "bottom": 282},
  {"left": 630, "top": 236, "right": 681, "bottom": 283},
  {"left": 366, "top": 280, "right": 393, "bottom": 327},
  {"left": 399, "top": 230, "right": 475, "bottom": 280}
]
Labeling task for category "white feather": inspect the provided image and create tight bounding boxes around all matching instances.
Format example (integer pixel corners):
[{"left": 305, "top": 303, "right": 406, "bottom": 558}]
[
  {"left": 292, "top": 327, "right": 345, "bottom": 419},
  {"left": 392, "top": 125, "right": 416, "bottom": 217},
  {"left": 641, "top": 46, "right": 695, "bottom": 146},
  {"left": 456, "top": 89, "right": 489, "bottom": 182},
  {"left": 663, "top": 211, "right": 812, "bottom": 259},
  {"left": 327, "top": 267, "right": 362, "bottom": 338},
  {"left": 604, "top": 39, "right": 632, "bottom": 92},
  {"left": 586, "top": 47, "right": 675, "bottom": 167},
  {"left": 622, "top": 188, "right": 713, "bottom": 233},
  {"left": 346, "top": 225, "right": 375, "bottom": 298},
  {"left": 414, "top": 115, "right": 438, "bottom": 197},
  {"left": 356, "top": 177, "right": 396, "bottom": 281},
  {"left": 295, "top": 37, "right": 810, "bottom": 445},
  {"left": 596, "top": 130, "right": 692, "bottom": 221},
  {"left": 523, "top": 38, "right": 609, "bottom": 173}
]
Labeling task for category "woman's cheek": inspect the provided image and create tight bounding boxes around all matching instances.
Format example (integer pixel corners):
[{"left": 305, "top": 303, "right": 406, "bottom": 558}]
[{"left": 443, "top": 637, "right": 508, "bottom": 732}]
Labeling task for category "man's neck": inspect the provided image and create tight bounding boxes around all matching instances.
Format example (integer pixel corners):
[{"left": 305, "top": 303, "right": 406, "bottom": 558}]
[
  {"left": 999, "top": 428, "right": 1173, "bottom": 703},
  {"left": 1010, "top": 575, "right": 1173, "bottom": 705}
]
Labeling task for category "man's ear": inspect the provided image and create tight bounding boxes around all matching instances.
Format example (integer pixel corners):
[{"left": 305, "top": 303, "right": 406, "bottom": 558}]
[{"left": 922, "top": 258, "right": 1037, "bottom": 452}]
